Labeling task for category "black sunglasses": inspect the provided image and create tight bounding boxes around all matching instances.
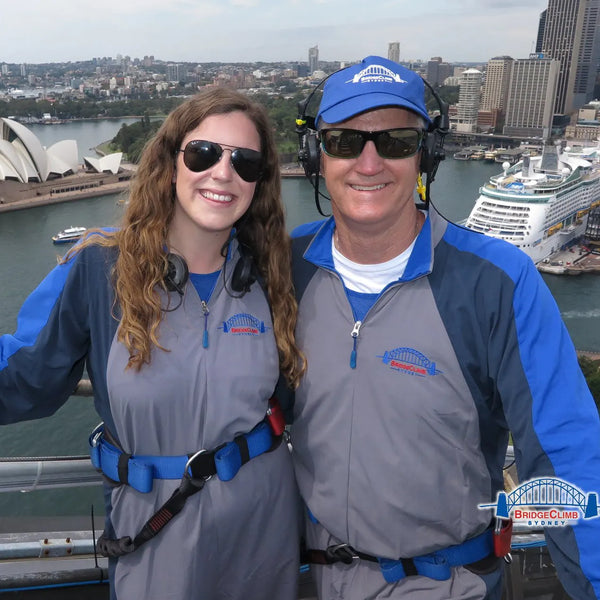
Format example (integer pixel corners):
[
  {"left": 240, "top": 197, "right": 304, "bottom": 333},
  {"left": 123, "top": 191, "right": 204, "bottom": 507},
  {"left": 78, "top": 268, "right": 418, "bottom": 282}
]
[
  {"left": 177, "top": 140, "right": 263, "bottom": 182},
  {"left": 319, "top": 127, "right": 424, "bottom": 159}
]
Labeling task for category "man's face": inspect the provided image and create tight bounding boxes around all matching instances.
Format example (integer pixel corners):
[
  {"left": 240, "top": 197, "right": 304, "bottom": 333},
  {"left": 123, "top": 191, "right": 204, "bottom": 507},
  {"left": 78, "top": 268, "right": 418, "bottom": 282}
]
[{"left": 320, "top": 107, "right": 423, "bottom": 234}]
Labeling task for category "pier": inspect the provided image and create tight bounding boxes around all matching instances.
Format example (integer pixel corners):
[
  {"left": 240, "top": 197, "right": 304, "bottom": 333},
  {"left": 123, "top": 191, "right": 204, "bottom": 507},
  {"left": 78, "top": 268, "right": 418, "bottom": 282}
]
[{"left": 537, "top": 244, "right": 600, "bottom": 275}]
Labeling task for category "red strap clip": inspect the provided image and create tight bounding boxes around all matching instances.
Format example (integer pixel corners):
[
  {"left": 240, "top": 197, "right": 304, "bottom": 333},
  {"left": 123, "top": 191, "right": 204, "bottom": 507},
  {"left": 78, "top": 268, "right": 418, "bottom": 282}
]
[
  {"left": 266, "top": 397, "right": 286, "bottom": 437},
  {"left": 493, "top": 518, "right": 513, "bottom": 557}
]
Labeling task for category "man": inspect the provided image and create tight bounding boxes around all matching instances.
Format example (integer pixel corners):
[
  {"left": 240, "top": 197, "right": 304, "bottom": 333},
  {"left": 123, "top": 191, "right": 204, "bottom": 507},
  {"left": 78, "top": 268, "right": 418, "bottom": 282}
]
[{"left": 289, "top": 55, "right": 600, "bottom": 599}]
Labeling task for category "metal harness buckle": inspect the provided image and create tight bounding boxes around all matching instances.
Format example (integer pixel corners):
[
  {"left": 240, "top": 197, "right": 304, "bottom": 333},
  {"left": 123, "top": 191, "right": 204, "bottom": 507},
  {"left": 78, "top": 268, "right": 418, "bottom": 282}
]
[
  {"left": 184, "top": 449, "right": 213, "bottom": 488},
  {"left": 326, "top": 543, "right": 359, "bottom": 565},
  {"left": 89, "top": 422, "right": 104, "bottom": 448}
]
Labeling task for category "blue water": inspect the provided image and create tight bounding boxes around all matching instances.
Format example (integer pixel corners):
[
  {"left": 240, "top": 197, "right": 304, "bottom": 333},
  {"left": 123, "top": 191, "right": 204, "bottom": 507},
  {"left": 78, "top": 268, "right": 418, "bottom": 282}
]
[{"left": 0, "top": 121, "right": 598, "bottom": 520}]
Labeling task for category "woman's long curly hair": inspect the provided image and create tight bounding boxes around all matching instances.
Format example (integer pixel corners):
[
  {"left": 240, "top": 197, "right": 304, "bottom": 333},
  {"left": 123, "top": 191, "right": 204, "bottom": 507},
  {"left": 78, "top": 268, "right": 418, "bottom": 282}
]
[{"left": 71, "top": 87, "right": 304, "bottom": 388}]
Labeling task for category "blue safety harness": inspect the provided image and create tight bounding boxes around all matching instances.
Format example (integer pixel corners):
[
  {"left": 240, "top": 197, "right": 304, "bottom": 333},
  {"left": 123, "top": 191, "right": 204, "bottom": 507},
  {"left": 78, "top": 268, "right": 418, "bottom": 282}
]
[
  {"left": 89, "top": 420, "right": 275, "bottom": 493},
  {"left": 303, "top": 529, "right": 495, "bottom": 583},
  {"left": 89, "top": 415, "right": 282, "bottom": 557}
]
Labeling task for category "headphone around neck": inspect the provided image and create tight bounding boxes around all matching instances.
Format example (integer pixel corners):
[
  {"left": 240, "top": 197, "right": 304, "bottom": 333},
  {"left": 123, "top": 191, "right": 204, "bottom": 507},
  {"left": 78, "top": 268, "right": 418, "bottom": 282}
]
[
  {"left": 295, "top": 69, "right": 450, "bottom": 211},
  {"left": 164, "top": 245, "right": 257, "bottom": 306}
]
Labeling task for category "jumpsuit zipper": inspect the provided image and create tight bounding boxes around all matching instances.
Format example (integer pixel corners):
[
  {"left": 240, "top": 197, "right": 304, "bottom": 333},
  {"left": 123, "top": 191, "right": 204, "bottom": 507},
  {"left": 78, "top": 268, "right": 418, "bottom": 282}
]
[
  {"left": 201, "top": 300, "right": 210, "bottom": 348},
  {"left": 350, "top": 320, "right": 362, "bottom": 369}
]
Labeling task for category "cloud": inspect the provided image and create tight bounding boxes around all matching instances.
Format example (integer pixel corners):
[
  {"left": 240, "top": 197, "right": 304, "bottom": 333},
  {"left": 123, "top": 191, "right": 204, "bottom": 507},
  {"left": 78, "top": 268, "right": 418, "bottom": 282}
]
[{"left": 0, "top": 0, "right": 550, "bottom": 64}]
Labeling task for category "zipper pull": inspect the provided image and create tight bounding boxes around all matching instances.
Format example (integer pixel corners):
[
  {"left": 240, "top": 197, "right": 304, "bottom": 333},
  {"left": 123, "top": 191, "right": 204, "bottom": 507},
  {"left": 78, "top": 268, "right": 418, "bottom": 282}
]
[
  {"left": 201, "top": 300, "right": 209, "bottom": 348},
  {"left": 350, "top": 320, "right": 362, "bottom": 369}
]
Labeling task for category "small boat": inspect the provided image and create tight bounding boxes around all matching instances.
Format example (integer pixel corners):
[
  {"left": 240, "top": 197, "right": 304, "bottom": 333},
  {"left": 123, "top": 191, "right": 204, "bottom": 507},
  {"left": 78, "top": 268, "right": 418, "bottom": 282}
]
[{"left": 52, "top": 226, "right": 86, "bottom": 244}]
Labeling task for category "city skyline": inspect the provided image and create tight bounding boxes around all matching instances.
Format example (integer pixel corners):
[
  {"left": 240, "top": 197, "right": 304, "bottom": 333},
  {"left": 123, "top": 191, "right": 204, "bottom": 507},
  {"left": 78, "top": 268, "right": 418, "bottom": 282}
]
[{"left": 2, "top": 0, "right": 548, "bottom": 65}]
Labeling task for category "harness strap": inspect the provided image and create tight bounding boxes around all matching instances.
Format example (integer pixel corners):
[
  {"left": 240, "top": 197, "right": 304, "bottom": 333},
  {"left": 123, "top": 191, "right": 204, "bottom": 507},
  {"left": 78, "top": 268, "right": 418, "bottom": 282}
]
[
  {"left": 90, "top": 417, "right": 277, "bottom": 493},
  {"left": 90, "top": 398, "right": 285, "bottom": 558},
  {"left": 302, "top": 528, "right": 496, "bottom": 583}
]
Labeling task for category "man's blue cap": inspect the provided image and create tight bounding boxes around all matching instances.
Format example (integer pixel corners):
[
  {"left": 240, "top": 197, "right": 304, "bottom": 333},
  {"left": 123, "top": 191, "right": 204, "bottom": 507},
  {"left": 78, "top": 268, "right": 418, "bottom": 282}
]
[{"left": 315, "top": 55, "right": 431, "bottom": 128}]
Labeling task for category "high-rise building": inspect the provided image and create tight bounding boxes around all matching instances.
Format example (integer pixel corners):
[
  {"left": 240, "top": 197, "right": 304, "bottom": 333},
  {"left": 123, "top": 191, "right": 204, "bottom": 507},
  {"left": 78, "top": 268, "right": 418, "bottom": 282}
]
[
  {"left": 540, "top": 0, "right": 600, "bottom": 115},
  {"left": 426, "top": 57, "right": 442, "bottom": 86},
  {"left": 167, "top": 63, "right": 184, "bottom": 83},
  {"left": 308, "top": 45, "right": 319, "bottom": 74},
  {"left": 456, "top": 69, "right": 483, "bottom": 133},
  {"left": 536, "top": 9, "right": 547, "bottom": 53},
  {"left": 481, "top": 56, "right": 514, "bottom": 111},
  {"left": 503, "top": 55, "right": 560, "bottom": 138},
  {"left": 388, "top": 42, "right": 400, "bottom": 63},
  {"left": 426, "top": 57, "right": 453, "bottom": 86}
]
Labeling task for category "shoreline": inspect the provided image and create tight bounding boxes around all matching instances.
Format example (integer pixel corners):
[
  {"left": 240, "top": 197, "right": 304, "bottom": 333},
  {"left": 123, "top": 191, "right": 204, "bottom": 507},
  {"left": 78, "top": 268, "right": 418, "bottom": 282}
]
[{"left": 0, "top": 166, "right": 306, "bottom": 214}]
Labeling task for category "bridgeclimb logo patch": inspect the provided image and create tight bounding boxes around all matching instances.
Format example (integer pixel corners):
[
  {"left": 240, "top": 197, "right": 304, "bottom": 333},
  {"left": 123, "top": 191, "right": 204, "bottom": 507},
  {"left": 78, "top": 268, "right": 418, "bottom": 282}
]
[
  {"left": 478, "top": 477, "right": 599, "bottom": 527},
  {"left": 348, "top": 64, "right": 407, "bottom": 85},
  {"left": 219, "top": 313, "right": 268, "bottom": 336},
  {"left": 377, "top": 347, "right": 442, "bottom": 377}
]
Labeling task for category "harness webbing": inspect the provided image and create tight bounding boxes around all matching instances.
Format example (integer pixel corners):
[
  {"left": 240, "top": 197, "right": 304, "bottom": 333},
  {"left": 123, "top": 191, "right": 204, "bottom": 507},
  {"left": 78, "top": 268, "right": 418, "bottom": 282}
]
[
  {"left": 91, "top": 400, "right": 285, "bottom": 558},
  {"left": 302, "top": 527, "right": 501, "bottom": 583}
]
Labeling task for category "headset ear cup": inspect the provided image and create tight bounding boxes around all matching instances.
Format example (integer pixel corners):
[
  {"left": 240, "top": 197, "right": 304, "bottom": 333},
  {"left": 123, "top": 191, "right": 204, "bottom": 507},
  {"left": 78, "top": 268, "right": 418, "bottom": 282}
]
[
  {"left": 231, "top": 254, "right": 256, "bottom": 293},
  {"left": 420, "top": 131, "right": 434, "bottom": 174},
  {"left": 299, "top": 131, "right": 321, "bottom": 179},
  {"left": 164, "top": 253, "right": 189, "bottom": 295}
]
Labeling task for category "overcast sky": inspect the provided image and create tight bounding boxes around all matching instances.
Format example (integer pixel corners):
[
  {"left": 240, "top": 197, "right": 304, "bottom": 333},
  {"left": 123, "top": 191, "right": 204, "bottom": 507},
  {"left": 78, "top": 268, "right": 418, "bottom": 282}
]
[{"left": 1, "top": 0, "right": 549, "bottom": 65}]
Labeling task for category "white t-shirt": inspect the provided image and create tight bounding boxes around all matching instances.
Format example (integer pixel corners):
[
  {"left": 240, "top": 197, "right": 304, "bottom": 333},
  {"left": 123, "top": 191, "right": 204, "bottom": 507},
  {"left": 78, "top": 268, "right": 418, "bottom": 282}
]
[{"left": 332, "top": 236, "right": 417, "bottom": 294}]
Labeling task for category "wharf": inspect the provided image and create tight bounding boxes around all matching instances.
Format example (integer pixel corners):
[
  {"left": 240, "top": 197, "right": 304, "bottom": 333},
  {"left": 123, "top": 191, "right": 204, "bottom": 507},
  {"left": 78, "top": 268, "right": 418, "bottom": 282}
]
[{"left": 537, "top": 245, "right": 600, "bottom": 275}]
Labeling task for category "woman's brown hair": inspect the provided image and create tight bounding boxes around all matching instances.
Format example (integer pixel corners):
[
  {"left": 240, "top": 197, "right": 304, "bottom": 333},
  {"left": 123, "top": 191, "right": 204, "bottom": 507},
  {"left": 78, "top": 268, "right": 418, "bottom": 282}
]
[{"left": 69, "top": 87, "right": 304, "bottom": 388}]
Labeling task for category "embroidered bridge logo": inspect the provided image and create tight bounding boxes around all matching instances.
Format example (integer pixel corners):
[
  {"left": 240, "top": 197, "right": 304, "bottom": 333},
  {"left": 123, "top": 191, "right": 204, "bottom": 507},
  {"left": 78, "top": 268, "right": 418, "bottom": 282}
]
[
  {"left": 377, "top": 347, "right": 442, "bottom": 377},
  {"left": 219, "top": 313, "right": 268, "bottom": 336},
  {"left": 478, "top": 477, "right": 599, "bottom": 527},
  {"left": 348, "top": 64, "right": 406, "bottom": 85}
]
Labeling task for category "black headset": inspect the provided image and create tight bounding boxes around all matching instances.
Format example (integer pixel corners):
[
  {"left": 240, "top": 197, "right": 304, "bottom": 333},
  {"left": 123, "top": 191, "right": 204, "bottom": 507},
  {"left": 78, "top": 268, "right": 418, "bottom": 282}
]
[
  {"left": 163, "top": 246, "right": 256, "bottom": 305},
  {"left": 296, "top": 69, "right": 450, "bottom": 211}
]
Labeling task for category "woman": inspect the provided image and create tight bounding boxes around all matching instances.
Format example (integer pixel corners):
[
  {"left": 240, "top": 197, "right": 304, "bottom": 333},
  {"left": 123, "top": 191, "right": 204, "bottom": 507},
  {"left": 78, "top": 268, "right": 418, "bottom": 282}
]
[{"left": 0, "top": 88, "right": 304, "bottom": 599}]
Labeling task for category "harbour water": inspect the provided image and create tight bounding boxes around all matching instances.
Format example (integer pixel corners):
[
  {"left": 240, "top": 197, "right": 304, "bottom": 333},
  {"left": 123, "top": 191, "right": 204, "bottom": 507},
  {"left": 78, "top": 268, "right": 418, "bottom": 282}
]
[{"left": 1, "top": 120, "right": 599, "bottom": 522}]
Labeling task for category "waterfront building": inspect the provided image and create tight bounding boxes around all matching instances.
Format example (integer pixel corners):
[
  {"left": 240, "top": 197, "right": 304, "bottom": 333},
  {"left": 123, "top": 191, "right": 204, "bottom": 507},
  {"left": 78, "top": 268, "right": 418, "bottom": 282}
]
[
  {"left": 456, "top": 68, "right": 483, "bottom": 133},
  {"left": 539, "top": 0, "right": 600, "bottom": 115},
  {"left": 503, "top": 55, "right": 560, "bottom": 138},
  {"left": 388, "top": 42, "right": 400, "bottom": 63},
  {"left": 481, "top": 56, "right": 514, "bottom": 112},
  {"left": 0, "top": 118, "right": 122, "bottom": 184},
  {"left": 308, "top": 45, "right": 319, "bottom": 75}
]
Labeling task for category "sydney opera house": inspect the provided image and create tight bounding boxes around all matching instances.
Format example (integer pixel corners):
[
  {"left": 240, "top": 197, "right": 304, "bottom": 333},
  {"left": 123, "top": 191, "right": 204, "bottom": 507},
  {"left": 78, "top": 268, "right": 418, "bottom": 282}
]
[
  {"left": 0, "top": 117, "right": 131, "bottom": 210},
  {"left": 0, "top": 117, "right": 122, "bottom": 182}
]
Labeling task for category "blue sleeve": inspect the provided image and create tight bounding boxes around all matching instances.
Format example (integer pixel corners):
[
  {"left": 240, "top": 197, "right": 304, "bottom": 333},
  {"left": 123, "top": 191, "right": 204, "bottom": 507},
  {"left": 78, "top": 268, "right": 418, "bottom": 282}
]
[
  {"left": 0, "top": 253, "right": 89, "bottom": 424},
  {"left": 440, "top": 227, "right": 600, "bottom": 599},
  {"left": 502, "top": 255, "right": 600, "bottom": 599}
]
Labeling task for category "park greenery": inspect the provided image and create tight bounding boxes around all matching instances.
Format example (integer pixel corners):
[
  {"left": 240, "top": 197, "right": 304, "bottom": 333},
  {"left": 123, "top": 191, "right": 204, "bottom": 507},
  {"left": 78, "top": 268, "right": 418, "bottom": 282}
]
[
  {"left": 1, "top": 85, "right": 460, "bottom": 163},
  {"left": 578, "top": 356, "right": 600, "bottom": 411}
]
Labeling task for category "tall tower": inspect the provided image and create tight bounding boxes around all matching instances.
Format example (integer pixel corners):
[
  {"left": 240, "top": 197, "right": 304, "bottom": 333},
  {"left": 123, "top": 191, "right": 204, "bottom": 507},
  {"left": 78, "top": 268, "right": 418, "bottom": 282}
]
[
  {"left": 388, "top": 42, "right": 400, "bottom": 63},
  {"left": 503, "top": 55, "right": 560, "bottom": 138},
  {"left": 456, "top": 69, "right": 483, "bottom": 133},
  {"left": 536, "top": 9, "right": 547, "bottom": 53},
  {"left": 540, "top": 0, "right": 600, "bottom": 115},
  {"left": 308, "top": 45, "right": 319, "bottom": 74},
  {"left": 481, "top": 56, "right": 514, "bottom": 111}
]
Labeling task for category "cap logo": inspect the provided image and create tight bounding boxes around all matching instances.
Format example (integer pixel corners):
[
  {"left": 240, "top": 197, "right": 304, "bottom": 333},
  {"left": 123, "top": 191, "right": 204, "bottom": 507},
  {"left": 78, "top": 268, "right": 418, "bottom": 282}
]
[{"left": 348, "top": 64, "right": 407, "bottom": 85}]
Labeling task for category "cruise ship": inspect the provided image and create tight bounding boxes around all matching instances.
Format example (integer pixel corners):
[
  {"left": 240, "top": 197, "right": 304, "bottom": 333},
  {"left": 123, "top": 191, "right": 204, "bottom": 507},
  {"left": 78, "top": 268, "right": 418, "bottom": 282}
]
[{"left": 465, "top": 141, "right": 600, "bottom": 264}]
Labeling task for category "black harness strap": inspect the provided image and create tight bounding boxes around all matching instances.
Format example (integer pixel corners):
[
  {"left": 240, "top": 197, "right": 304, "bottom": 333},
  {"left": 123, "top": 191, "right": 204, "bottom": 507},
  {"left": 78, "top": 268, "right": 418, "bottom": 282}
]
[
  {"left": 98, "top": 472, "right": 205, "bottom": 558},
  {"left": 117, "top": 452, "right": 131, "bottom": 485}
]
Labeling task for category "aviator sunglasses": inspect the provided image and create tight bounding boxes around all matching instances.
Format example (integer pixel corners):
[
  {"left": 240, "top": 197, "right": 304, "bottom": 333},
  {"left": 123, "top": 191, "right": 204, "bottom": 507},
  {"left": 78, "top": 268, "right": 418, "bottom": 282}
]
[
  {"left": 319, "top": 127, "right": 424, "bottom": 160},
  {"left": 177, "top": 139, "right": 263, "bottom": 182}
]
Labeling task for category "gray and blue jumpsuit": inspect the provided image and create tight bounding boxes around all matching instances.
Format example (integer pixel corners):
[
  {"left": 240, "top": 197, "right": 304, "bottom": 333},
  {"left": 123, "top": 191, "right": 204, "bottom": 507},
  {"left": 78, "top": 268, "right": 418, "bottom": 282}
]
[
  {"left": 289, "top": 208, "right": 600, "bottom": 600},
  {"left": 0, "top": 241, "right": 300, "bottom": 599}
]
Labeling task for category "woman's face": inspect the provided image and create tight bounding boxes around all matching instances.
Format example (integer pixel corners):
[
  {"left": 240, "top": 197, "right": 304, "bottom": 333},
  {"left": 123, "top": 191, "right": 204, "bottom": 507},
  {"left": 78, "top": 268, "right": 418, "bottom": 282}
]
[{"left": 170, "top": 110, "right": 261, "bottom": 246}]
